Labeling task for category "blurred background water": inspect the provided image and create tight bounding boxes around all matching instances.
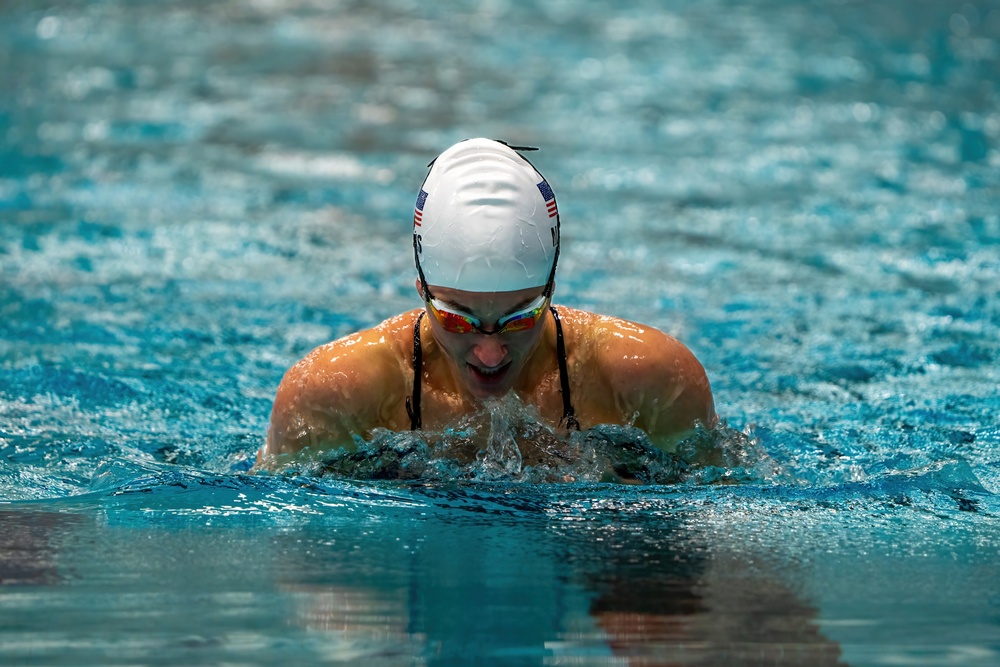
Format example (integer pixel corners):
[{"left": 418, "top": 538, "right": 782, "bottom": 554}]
[{"left": 1, "top": 0, "right": 999, "bottom": 665}]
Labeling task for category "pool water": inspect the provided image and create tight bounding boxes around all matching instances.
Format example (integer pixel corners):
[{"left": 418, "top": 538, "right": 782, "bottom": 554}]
[{"left": 2, "top": 0, "right": 999, "bottom": 664}]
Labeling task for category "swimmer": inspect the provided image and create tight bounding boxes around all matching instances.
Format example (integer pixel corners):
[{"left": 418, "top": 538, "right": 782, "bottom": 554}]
[{"left": 259, "top": 138, "right": 715, "bottom": 465}]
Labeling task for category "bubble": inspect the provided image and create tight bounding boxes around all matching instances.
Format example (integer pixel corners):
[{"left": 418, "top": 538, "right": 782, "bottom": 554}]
[
  {"left": 577, "top": 58, "right": 603, "bottom": 80},
  {"left": 36, "top": 15, "right": 60, "bottom": 40},
  {"left": 928, "top": 110, "right": 947, "bottom": 132},
  {"left": 852, "top": 103, "right": 873, "bottom": 123},
  {"left": 84, "top": 121, "right": 109, "bottom": 142},
  {"left": 950, "top": 13, "right": 971, "bottom": 38}
]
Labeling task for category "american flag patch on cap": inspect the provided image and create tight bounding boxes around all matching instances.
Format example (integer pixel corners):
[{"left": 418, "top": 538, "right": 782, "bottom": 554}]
[
  {"left": 537, "top": 181, "right": 557, "bottom": 218},
  {"left": 414, "top": 189, "right": 428, "bottom": 226}
]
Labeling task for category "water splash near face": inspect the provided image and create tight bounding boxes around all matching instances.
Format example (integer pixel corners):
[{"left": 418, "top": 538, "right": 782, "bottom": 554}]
[
  {"left": 472, "top": 397, "right": 525, "bottom": 478},
  {"left": 281, "top": 394, "right": 768, "bottom": 485}
]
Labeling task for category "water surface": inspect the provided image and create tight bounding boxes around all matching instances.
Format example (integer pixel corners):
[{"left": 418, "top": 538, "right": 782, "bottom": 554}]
[{"left": 2, "top": 0, "right": 999, "bottom": 664}]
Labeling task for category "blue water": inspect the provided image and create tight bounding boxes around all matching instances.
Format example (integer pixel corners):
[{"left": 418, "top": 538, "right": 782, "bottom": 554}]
[{"left": 2, "top": 0, "right": 1000, "bottom": 664}]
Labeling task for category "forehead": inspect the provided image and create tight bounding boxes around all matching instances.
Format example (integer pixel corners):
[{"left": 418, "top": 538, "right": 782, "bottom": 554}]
[{"left": 428, "top": 284, "right": 546, "bottom": 314}]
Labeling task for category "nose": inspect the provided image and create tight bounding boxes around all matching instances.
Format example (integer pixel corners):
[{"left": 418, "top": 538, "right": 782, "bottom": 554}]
[{"left": 471, "top": 335, "right": 507, "bottom": 368}]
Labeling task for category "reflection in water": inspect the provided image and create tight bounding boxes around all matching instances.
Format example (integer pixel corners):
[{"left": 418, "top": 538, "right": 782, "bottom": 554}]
[
  {"left": 567, "top": 514, "right": 846, "bottom": 666},
  {"left": 284, "top": 583, "right": 428, "bottom": 661},
  {"left": 269, "top": 486, "right": 845, "bottom": 665},
  {"left": 6, "top": 478, "right": 991, "bottom": 665},
  {"left": 588, "top": 555, "right": 846, "bottom": 665},
  {"left": 0, "top": 511, "right": 76, "bottom": 586}
]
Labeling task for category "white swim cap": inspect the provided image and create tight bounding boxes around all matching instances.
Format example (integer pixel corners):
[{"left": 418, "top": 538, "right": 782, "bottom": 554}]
[{"left": 413, "top": 138, "right": 560, "bottom": 294}]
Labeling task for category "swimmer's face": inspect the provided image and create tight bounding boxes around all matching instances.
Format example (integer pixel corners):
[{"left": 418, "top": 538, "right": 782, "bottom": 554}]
[{"left": 419, "top": 282, "right": 550, "bottom": 399}]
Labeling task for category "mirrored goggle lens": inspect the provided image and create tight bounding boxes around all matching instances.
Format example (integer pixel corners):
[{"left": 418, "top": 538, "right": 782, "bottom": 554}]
[
  {"left": 430, "top": 306, "right": 480, "bottom": 333},
  {"left": 495, "top": 295, "right": 548, "bottom": 333},
  {"left": 429, "top": 293, "right": 549, "bottom": 335}
]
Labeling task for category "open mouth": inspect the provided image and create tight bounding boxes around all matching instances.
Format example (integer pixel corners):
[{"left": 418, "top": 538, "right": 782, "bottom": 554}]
[{"left": 467, "top": 361, "right": 512, "bottom": 386}]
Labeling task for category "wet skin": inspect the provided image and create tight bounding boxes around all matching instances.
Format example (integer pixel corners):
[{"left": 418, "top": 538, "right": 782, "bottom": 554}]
[{"left": 259, "top": 283, "right": 716, "bottom": 465}]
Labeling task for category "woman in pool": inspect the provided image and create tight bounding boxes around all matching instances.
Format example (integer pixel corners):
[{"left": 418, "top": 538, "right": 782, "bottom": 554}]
[{"left": 258, "top": 138, "right": 715, "bottom": 464}]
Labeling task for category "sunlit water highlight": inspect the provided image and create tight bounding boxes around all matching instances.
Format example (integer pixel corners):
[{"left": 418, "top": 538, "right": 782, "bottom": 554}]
[{"left": 2, "top": 0, "right": 1000, "bottom": 665}]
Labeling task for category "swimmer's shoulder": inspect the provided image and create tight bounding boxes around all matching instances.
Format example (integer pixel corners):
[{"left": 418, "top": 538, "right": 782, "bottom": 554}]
[
  {"left": 555, "top": 305, "right": 716, "bottom": 438},
  {"left": 274, "top": 311, "right": 418, "bottom": 418},
  {"left": 287, "top": 309, "right": 422, "bottom": 393},
  {"left": 555, "top": 306, "right": 702, "bottom": 374},
  {"left": 264, "top": 310, "right": 422, "bottom": 457}
]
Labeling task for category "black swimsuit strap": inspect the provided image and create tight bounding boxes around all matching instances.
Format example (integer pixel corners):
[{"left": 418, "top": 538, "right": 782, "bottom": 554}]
[
  {"left": 406, "top": 311, "right": 424, "bottom": 431},
  {"left": 550, "top": 306, "right": 580, "bottom": 430}
]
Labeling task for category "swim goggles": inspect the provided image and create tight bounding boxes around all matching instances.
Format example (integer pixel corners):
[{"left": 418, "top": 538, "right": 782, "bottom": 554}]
[{"left": 425, "top": 291, "right": 550, "bottom": 335}]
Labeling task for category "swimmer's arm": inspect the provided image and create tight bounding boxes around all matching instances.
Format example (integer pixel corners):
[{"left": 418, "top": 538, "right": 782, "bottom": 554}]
[
  {"left": 257, "top": 338, "right": 401, "bottom": 466},
  {"left": 603, "top": 329, "right": 716, "bottom": 453}
]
